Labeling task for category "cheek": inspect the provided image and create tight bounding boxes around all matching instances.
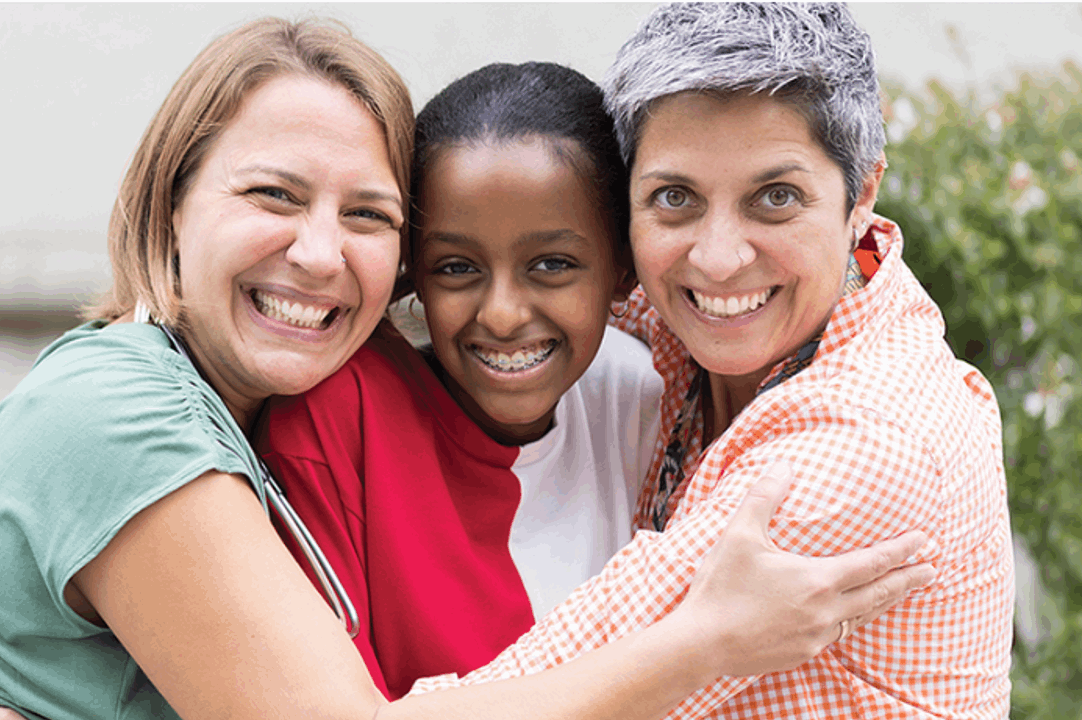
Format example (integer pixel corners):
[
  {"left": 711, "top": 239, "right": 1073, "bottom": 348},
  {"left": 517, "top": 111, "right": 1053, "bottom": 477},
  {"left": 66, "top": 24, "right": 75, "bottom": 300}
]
[
  {"left": 629, "top": 234, "right": 672, "bottom": 293},
  {"left": 421, "top": 286, "right": 472, "bottom": 348},
  {"left": 357, "top": 235, "right": 402, "bottom": 297},
  {"left": 548, "top": 287, "right": 610, "bottom": 352}
]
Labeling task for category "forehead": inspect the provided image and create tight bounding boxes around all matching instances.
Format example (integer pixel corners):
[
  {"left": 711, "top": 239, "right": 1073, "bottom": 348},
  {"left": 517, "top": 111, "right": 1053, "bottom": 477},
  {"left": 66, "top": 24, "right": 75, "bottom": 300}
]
[
  {"left": 420, "top": 139, "right": 608, "bottom": 240},
  {"left": 634, "top": 92, "right": 826, "bottom": 174},
  {"left": 208, "top": 75, "right": 398, "bottom": 188}
]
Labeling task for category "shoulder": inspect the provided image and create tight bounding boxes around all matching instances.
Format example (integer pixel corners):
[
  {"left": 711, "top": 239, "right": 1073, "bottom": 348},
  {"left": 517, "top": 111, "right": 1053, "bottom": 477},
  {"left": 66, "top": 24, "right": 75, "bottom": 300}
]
[
  {"left": 575, "top": 327, "right": 662, "bottom": 410},
  {"left": 3, "top": 321, "right": 256, "bottom": 474},
  {"left": 581, "top": 326, "right": 657, "bottom": 386},
  {"left": 9, "top": 322, "right": 221, "bottom": 435},
  {"left": 826, "top": 264, "right": 1000, "bottom": 468},
  {"left": 0, "top": 323, "right": 262, "bottom": 606},
  {"left": 28, "top": 320, "right": 179, "bottom": 386}
]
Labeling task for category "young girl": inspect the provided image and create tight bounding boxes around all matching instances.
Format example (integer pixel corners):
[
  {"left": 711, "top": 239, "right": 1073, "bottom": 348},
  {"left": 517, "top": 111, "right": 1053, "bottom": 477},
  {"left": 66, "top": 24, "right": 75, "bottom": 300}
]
[
  {"left": 259, "top": 61, "right": 660, "bottom": 700},
  {"left": 256, "top": 62, "right": 929, "bottom": 701}
]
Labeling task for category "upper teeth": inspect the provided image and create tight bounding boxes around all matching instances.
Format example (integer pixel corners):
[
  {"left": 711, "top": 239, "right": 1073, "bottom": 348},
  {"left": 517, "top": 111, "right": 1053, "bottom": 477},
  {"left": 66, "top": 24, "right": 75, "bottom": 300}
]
[
  {"left": 471, "top": 341, "right": 557, "bottom": 372},
  {"left": 690, "top": 288, "right": 773, "bottom": 318},
  {"left": 252, "top": 290, "right": 334, "bottom": 329}
]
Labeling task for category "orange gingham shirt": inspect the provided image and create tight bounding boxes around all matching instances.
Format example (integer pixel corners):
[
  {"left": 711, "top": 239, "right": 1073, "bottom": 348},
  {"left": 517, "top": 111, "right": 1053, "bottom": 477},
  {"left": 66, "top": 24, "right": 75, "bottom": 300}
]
[{"left": 412, "top": 216, "right": 1014, "bottom": 718}]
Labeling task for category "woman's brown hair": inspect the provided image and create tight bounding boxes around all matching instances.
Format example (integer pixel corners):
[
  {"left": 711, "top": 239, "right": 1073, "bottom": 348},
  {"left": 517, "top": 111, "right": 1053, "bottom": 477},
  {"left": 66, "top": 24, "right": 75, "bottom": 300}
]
[{"left": 87, "top": 17, "right": 414, "bottom": 326}]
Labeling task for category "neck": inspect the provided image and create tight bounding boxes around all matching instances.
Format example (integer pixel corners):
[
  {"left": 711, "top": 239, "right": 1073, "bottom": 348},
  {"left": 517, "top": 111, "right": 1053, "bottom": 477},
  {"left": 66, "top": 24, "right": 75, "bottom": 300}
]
[
  {"left": 226, "top": 399, "right": 263, "bottom": 435},
  {"left": 703, "top": 371, "right": 763, "bottom": 444},
  {"left": 423, "top": 348, "right": 555, "bottom": 447},
  {"left": 176, "top": 329, "right": 263, "bottom": 433}
]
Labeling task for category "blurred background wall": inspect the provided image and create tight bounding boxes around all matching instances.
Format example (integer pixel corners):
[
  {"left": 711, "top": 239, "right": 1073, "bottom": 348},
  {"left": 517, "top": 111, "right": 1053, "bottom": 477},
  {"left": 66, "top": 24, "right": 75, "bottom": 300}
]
[{"left": 3, "top": 4, "right": 1082, "bottom": 714}]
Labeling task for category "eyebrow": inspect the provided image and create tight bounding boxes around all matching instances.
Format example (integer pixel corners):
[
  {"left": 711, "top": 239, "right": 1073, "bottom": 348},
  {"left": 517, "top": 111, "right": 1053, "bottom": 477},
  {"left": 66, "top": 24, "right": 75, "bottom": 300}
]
[
  {"left": 424, "top": 228, "right": 588, "bottom": 249},
  {"left": 637, "top": 171, "right": 697, "bottom": 186},
  {"left": 516, "top": 229, "right": 588, "bottom": 249},
  {"left": 638, "top": 164, "right": 810, "bottom": 186},
  {"left": 751, "top": 162, "right": 810, "bottom": 184},
  {"left": 237, "top": 164, "right": 311, "bottom": 190},
  {"left": 236, "top": 164, "right": 401, "bottom": 206}
]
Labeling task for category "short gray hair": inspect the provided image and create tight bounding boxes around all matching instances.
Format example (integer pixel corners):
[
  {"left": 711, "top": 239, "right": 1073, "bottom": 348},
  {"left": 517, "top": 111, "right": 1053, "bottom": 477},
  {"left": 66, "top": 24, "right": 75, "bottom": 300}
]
[{"left": 603, "top": 2, "right": 885, "bottom": 212}]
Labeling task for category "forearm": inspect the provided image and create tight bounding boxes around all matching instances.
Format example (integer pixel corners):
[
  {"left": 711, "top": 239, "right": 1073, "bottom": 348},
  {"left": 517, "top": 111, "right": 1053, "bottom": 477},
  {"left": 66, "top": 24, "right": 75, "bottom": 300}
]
[
  {"left": 415, "top": 504, "right": 752, "bottom": 704},
  {"left": 383, "top": 609, "right": 716, "bottom": 720}
]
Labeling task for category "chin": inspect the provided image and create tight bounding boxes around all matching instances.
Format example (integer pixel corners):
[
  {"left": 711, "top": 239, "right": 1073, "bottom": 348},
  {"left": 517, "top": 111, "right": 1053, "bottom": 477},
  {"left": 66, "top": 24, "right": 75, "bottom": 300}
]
[
  {"left": 486, "top": 400, "right": 556, "bottom": 431},
  {"left": 263, "top": 366, "right": 334, "bottom": 398},
  {"left": 487, "top": 408, "right": 546, "bottom": 428}
]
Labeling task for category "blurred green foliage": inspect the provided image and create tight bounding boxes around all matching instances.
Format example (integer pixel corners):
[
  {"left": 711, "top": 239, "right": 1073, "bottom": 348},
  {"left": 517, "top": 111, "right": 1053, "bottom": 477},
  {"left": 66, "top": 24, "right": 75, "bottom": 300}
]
[{"left": 877, "top": 65, "right": 1082, "bottom": 718}]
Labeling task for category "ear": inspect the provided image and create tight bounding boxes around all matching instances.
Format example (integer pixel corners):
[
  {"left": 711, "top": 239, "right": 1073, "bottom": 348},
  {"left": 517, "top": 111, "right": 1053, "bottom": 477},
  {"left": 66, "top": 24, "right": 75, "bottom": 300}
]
[
  {"left": 848, "top": 152, "right": 886, "bottom": 232},
  {"left": 611, "top": 262, "right": 638, "bottom": 304}
]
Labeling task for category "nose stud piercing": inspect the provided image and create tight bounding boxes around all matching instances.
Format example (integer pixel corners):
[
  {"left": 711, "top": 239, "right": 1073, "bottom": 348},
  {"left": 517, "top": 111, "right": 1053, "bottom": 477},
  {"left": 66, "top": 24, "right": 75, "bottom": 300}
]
[{"left": 341, "top": 255, "right": 347, "bottom": 264}]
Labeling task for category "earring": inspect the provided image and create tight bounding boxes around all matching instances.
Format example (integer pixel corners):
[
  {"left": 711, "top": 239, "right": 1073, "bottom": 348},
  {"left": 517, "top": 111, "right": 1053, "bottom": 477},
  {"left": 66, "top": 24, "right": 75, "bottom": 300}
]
[
  {"left": 610, "top": 298, "right": 630, "bottom": 319},
  {"left": 408, "top": 295, "right": 425, "bottom": 322}
]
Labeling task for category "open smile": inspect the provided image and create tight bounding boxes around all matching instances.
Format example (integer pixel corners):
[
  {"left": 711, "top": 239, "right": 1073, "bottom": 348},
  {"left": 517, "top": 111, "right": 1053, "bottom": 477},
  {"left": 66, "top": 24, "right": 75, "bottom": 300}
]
[
  {"left": 468, "top": 339, "right": 559, "bottom": 373},
  {"left": 686, "top": 286, "right": 778, "bottom": 319},
  {"left": 250, "top": 288, "right": 342, "bottom": 330}
]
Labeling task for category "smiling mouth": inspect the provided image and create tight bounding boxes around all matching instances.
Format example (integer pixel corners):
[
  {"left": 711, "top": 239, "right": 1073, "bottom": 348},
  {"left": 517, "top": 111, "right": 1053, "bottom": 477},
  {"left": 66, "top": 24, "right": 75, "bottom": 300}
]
[
  {"left": 251, "top": 289, "right": 341, "bottom": 330},
  {"left": 468, "top": 340, "right": 558, "bottom": 373},
  {"left": 687, "top": 287, "right": 777, "bottom": 318}
]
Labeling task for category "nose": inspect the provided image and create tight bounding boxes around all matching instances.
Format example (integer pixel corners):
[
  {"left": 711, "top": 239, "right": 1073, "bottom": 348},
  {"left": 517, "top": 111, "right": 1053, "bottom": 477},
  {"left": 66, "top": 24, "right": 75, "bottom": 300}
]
[
  {"left": 476, "top": 272, "right": 531, "bottom": 339},
  {"left": 285, "top": 203, "right": 346, "bottom": 278},
  {"left": 685, "top": 208, "right": 756, "bottom": 281}
]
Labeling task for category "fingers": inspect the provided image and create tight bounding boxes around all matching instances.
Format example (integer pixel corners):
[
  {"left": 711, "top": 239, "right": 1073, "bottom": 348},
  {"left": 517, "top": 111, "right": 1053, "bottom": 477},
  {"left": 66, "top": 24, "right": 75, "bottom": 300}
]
[
  {"left": 829, "top": 530, "right": 928, "bottom": 592},
  {"left": 728, "top": 460, "right": 794, "bottom": 538},
  {"left": 834, "top": 561, "right": 936, "bottom": 641}
]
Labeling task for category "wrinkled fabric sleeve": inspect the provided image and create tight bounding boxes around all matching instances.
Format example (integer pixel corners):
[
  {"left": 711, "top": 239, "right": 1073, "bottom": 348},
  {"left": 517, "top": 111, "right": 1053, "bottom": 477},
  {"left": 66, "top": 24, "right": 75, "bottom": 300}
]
[{"left": 411, "top": 400, "right": 960, "bottom": 717}]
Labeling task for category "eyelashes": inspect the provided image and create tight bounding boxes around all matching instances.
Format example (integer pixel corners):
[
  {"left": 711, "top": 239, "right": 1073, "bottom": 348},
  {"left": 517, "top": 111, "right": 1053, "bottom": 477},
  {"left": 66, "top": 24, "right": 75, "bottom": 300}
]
[
  {"left": 246, "top": 186, "right": 396, "bottom": 228},
  {"left": 645, "top": 183, "right": 805, "bottom": 219}
]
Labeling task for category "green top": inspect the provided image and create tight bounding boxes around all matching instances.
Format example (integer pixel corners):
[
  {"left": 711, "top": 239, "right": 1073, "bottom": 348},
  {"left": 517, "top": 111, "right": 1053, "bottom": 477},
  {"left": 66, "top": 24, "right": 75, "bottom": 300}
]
[{"left": 0, "top": 321, "right": 266, "bottom": 719}]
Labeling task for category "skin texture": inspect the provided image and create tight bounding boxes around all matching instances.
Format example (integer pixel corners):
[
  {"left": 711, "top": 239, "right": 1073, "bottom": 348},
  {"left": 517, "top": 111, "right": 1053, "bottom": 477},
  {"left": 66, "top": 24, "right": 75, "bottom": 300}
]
[
  {"left": 174, "top": 74, "right": 404, "bottom": 429},
  {"left": 629, "top": 92, "right": 883, "bottom": 434},
  {"left": 417, "top": 138, "right": 632, "bottom": 445}
]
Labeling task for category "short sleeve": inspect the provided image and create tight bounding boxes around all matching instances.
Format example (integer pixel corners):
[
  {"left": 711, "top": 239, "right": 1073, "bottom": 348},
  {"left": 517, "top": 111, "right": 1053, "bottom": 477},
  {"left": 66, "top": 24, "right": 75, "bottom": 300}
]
[{"left": 0, "top": 322, "right": 265, "bottom": 629}]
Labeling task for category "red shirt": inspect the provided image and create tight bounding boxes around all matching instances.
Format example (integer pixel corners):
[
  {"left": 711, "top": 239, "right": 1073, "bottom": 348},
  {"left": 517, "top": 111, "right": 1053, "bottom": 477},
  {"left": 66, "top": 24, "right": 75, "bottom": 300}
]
[
  {"left": 257, "top": 323, "right": 661, "bottom": 699},
  {"left": 258, "top": 326, "right": 533, "bottom": 699}
]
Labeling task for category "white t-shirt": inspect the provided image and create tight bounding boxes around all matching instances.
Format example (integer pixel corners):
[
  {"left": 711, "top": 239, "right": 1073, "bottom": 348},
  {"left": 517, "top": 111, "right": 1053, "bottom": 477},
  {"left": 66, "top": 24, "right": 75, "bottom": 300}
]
[{"left": 507, "top": 326, "right": 662, "bottom": 617}]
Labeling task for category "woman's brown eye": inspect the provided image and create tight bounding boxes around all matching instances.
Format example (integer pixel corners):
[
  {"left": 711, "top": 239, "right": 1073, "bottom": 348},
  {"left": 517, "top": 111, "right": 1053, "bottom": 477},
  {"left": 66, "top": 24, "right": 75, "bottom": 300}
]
[
  {"left": 660, "top": 188, "right": 688, "bottom": 208},
  {"left": 765, "top": 188, "right": 795, "bottom": 207}
]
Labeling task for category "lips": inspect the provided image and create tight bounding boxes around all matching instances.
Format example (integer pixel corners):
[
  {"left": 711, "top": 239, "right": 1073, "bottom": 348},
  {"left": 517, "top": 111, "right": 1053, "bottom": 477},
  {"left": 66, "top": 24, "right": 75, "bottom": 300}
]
[
  {"left": 250, "top": 288, "right": 340, "bottom": 330},
  {"left": 468, "top": 339, "right": 558, "bottom": 372},
  {"left": 687, "top": 287, "right": 776, "bottom": 318}
]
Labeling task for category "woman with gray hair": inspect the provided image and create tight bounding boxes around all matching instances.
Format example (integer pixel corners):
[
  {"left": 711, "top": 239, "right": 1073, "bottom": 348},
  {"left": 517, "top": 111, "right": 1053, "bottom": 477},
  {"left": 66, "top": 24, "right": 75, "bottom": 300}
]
[{"left": 417, "top": 4, "right": 1013, "bottom": 718}]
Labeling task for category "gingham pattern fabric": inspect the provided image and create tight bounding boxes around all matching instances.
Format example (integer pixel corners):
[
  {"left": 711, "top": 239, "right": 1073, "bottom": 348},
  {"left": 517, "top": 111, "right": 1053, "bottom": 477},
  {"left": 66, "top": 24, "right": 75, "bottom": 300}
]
[{"left": 412, "top": 216, "right": 1014, "bottom": 718}]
